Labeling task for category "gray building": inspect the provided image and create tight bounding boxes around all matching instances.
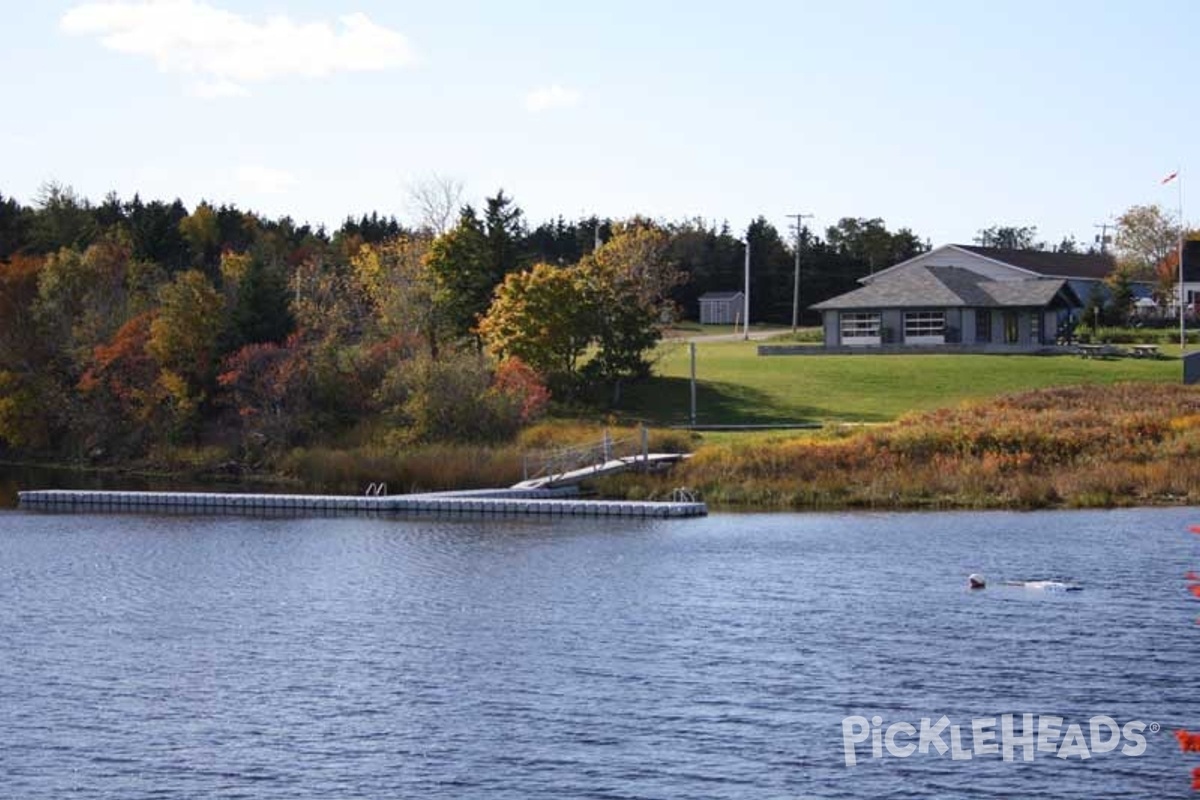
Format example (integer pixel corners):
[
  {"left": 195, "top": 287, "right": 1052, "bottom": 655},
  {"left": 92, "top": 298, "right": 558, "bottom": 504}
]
[
  {"left": 698, "top": 291, "right": 745, "bottom": 325},
  {"left": 812, "top": 252, "right": 1084, "bottom": 349}
]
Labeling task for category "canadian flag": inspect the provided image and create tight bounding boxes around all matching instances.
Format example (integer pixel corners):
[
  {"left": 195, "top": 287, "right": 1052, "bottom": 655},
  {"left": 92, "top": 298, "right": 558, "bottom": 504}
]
[{"left": 1162, "top": 170, "right": 1179, "bottom": 184}]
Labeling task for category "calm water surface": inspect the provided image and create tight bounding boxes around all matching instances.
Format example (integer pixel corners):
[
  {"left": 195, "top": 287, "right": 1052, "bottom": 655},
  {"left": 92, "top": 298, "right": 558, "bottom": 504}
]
[{"left": 0, "top": 507, "right": 1197, "bottom": 798}]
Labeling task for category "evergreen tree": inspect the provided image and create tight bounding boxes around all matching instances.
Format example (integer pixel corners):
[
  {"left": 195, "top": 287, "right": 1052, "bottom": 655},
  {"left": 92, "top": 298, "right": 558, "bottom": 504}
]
[
  {"left": 745, "top": 217, "right": 793, "bottom": 324},
  {"left": 426, "top": 206, "right": 492, "bottom": 339},
  {"left": 0, "top": 192, "right": 33, "bottom": 259},
  {"left": 126, "top": 196, "right": 190, "bottom": 271},
  {"left": 229, "top": 254, "right": 295, "bottom": 349},
  {"left": 31, "top": 182, "right": 96, "bottom": 253},
  {"left": 483, "top": 190, "right": 527, "bottom": 282}
]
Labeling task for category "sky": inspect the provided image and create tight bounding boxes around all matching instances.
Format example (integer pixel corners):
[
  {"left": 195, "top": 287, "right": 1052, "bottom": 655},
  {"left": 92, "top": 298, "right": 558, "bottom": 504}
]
[{"left": 1, "top": 0, "right": 1197, "bottom": 246}]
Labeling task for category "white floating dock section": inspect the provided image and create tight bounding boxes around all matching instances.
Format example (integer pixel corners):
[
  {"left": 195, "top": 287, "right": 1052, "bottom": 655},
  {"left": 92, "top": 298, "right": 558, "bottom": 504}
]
[{"left": 17, "top": 489, "right": 707, "bottom": 519}]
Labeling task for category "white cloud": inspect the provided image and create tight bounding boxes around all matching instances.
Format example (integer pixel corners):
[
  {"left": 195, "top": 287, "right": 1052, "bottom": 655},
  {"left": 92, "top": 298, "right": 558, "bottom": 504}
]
[
  {"left": 524, "top": 84, "right": 581, "bottom": 113},
  {"left": 235, "top": 165, "right": 298, "bottom": 195},
  {"left": 61, "top": 1, "right": 415, "bottom": 97}
]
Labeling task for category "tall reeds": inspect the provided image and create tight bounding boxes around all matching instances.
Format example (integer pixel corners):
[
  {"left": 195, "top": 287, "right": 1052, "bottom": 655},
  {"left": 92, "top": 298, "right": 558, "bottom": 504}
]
[{"left": 615, "top": 383, "right": 1200, "bottom": 510}]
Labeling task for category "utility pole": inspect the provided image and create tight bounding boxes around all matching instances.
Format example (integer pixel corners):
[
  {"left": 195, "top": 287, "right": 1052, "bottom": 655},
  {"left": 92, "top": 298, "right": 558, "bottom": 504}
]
[
  {"left": 1092, "top": 221, "right": 1114, "bottom": 254},
  {"left": 786, "top": 213, "right": 814, "bottom": 333}
]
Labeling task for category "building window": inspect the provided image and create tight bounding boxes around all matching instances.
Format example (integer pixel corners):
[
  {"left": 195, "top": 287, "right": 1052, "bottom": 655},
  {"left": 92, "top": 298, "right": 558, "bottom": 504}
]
[
  {"left": 840, "top": 312, "right": 881, "bottom": 345},
  {"left": 976, "top": 310, "right": 992, "bottom": 343},
  {"left": 1004, "top": 311, "right": 1019, "bottom": 344},
  {"left": 1031, "top": 312, "right": 1041, "bottom": 344},
  {"left": 904, "top": 311, "right": 945, "bottom": 341}
]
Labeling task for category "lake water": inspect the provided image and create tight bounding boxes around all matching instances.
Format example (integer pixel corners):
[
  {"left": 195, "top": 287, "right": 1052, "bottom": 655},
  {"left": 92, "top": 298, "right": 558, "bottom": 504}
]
[{"left": 0, "top": 505, "right": 1197, "bottom": 798}]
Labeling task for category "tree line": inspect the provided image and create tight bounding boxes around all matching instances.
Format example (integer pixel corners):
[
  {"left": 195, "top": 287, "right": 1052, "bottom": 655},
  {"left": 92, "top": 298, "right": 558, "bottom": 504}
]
[{"left": 0, "top": 181, "right": 933, "bottom": 464}]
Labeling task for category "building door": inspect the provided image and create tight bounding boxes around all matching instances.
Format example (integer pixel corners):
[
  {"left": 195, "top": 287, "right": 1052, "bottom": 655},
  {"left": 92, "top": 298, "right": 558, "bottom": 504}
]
[{"left": 1004, "top": 311, "right": 1019, "bottom": 344}]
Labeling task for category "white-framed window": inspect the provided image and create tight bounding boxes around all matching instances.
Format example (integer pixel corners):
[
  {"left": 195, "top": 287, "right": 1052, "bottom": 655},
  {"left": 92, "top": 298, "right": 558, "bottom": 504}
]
[
  {"left": 904, "top": 311, "right": 945, "bottom": 344},
  {"left": 840, "top": 312, "right": 881, "bottom": 345}
]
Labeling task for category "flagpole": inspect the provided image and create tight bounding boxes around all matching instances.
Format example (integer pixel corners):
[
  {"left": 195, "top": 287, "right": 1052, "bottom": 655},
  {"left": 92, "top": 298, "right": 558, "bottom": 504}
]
[{"left": 1179, "top": 169, "right": 1186, "bottom": 352}]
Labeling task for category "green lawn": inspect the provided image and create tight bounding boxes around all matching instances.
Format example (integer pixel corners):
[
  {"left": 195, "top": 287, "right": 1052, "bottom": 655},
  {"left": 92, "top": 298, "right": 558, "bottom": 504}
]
[{"left": 619, "top": 341, "right": 1183, "bottom": 425}]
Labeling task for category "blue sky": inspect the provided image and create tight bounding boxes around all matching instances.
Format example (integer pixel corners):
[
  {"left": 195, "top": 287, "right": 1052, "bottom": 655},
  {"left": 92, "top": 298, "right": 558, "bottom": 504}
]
[{"left": 1, "top": 0, "right": 1195, "bottom": 245}]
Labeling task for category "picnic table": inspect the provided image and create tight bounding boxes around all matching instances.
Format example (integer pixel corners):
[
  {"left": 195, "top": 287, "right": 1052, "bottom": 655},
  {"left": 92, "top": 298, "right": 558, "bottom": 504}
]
[
  {"left": 1076, "top": 344, "right": 1109, "bottom": 359},
  {"left": 1130, "top": 344, "right": 1160, "bottom": 358}
]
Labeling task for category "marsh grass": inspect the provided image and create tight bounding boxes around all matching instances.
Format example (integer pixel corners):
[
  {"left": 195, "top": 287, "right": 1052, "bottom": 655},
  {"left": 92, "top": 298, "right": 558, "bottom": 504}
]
[
  {"left": 280, "top": 444, "right": 525, "bottom": 495},
  {"left": 278, "top": 422, "right": 697, "bottom": 495},
  {"left": 604, "top": 383, "right": 1200, "bottom": 510}
]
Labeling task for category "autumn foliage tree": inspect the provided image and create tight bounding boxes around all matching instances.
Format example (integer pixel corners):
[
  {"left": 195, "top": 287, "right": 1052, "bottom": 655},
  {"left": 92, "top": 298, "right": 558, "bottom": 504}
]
[
  {"left": 477, "top": 262, "right": 593, "bottom": 388},
  {"left": 77, "top": 311, "right": 159, "bottom": 453},
  {"left": 478, "top": 223, "right": 681, "bottom": 394},
  {"left": 148, "top": 269, "right": 223, "bottom": 386},
  {"left": 350, "top": 237, "right": 445, "bottom": 354},
  {"left": 218, "top": 338, "right": 311, "bottom": 451},
  {"left": 580, "top": 223, "right": 681, "bottom": 382},
  {"left": 1116, "top": 204, "right": 1180, "bottom": 281},
  {"left": 147, "top": 270, "right": 224, "bottom": 440}
]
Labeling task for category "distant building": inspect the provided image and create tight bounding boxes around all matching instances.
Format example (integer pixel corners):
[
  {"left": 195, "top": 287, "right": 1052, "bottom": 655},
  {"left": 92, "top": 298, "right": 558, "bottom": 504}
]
[
  {"left": 1181, "top": 240, "right": 1200, "bottom": 310},
  {"left": 811, "top": 245, "right": 1105, "bottom": 349},
  {"left": 698, "top": 291, "right": 745, "bottom": 325}
]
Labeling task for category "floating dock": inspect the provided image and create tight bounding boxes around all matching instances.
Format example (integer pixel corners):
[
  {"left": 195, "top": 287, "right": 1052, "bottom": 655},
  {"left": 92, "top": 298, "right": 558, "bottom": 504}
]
[{"left": 17, "top": 488, "right": 707, "bottom": 519}]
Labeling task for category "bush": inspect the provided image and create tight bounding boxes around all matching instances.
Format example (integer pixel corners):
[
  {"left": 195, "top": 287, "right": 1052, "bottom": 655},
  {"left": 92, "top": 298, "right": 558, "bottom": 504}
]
[
  {"left": 392, "top": 352, "right": 550, "bottom": 444},
  {"left": 1080, "top": 326, "right": 1200, "bottom": 345}
]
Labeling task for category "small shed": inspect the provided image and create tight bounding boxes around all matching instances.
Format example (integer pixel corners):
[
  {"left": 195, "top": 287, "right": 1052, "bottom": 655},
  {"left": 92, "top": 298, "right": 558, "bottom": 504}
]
[{"left": 699, "top": 291, "right": 745, "bottom": 325}]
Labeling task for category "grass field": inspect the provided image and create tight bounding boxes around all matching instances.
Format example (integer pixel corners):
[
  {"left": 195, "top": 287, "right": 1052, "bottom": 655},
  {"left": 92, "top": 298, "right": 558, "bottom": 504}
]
[{"left": 619, "top": 340, "right": 1182, "bottom": 426}]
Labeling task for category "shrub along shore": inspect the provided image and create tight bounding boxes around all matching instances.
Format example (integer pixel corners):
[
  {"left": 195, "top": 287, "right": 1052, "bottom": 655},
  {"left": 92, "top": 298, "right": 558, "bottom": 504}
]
[
  {"left": 6, "top": 374, "right": 1199, "bottom": 512},
  {"left": 602, "top": 383, "right": 1200, "bottom": 511}
]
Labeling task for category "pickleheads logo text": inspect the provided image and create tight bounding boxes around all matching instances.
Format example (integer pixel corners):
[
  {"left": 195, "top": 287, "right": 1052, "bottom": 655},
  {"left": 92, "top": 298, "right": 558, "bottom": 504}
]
[{"left": 841, "top": 714, "right": 1151, "bottom": 767}]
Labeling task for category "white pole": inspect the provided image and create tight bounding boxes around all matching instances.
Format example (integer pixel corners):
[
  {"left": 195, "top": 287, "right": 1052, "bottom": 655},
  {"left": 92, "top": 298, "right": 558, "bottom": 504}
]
[
  {"left": 792, "top": 234, "right": 800, "bottom": 333},
  {"left": 743, "top": 238, "right": 751, "bottom": 340},
  {"left": 1179, "top": 170, "right": 1186, "bottom": 352},
  {"left": 689, "top": 342, "right": 697, "bottom": 426}
]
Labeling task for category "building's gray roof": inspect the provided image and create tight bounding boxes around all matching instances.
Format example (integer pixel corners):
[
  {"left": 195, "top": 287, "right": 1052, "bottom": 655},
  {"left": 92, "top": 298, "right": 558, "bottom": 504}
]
[
  {"left": 812, "top": 266, "right": 1077, "bottom": 310},
  {"left": 954, "top": 245, "right": 1115, "bottom": 280},
  {"left": 699, "top": 291, "right": 744, "bottom": 301},
  {"left": 982, "top": 278, "right": 1072, "bottom": 306}
]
